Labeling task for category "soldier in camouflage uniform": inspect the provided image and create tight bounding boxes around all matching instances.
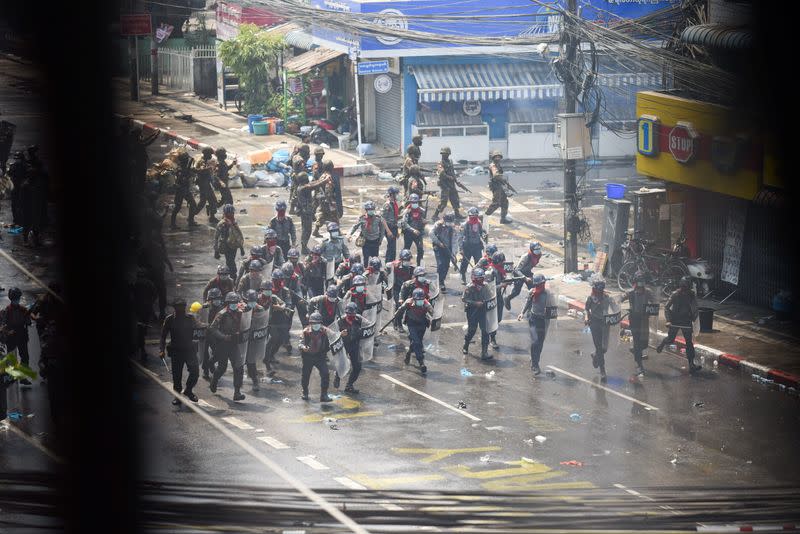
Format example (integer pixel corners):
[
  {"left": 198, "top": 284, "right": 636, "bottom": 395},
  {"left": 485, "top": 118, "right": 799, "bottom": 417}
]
[
  {"left": 289, "top": 144, "right": 310, "bottom": 215},
  {"left": 432, "top": 146, "right": 464, "bottom": 220},
  {"left": 398, "top": 137, "right": 421, "bottom": 196},
  {"left": 406, "top": 164, "right": 426, "bottom": 199},
  {"left": 311, "top": 146, "right": 325, "bottom": 180},
  {"left": 291, "top": 171, "right": 314, "bottom": 254},
  {"left": 484, "top": 150, "right": 512, "bottom": 224},
  {"left": 303, "top": 159, "right": 339, "bottom": 238}
]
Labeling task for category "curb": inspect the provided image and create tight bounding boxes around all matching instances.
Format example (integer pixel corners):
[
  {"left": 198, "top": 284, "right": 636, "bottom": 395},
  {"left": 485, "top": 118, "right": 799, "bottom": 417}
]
[
  {"left": 122, "top": 116, "right": 374, "bottom": 176},
  {"left": 560, "top": 296, "right": 800, "bottom": 391}
]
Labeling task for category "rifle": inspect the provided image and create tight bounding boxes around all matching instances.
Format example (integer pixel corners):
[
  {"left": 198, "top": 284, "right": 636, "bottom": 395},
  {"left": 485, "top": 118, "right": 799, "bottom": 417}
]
[
  {"left": 379, "top": 303, "right": 407, "bottom": 334},
  {"left": 436, "top": 236, "right": 461, "bottom": 271},
  {"left": 455, "top": 178, "right": 472, "bottom": 193}
]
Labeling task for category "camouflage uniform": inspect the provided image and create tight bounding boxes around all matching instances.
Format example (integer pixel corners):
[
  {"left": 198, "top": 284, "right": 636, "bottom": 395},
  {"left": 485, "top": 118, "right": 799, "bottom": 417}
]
[
  {"left": 484, "top": 152, "right": 510, "bottom": 222},
  {"left": 308, "top": 172, "right": 339, "bottom": 237},
  {"left": 433, "top": 150, "right": 462, "bottom": 219}
]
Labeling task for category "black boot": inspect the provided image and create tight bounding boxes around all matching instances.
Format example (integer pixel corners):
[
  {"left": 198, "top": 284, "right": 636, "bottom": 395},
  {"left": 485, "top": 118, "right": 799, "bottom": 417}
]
[
  {"left": 462, "top": 341, "right": 469, "bottom": 355},
  {"left": 655, "top": 340, "right": 666, "bottom": 353},
  {"left": 504, "top": 296, "right": 511, "bottom": 311},
  {"left": 333, "top": 374, "right": 340, "bottom": 389},
  {"left": 404, "top": 350, "right": 411, "bottom": 365},
  {"left": 490, "top": 334, "right": 499, "bottom": 349},
  {"left": 320, "top": 391, "right": 333, "bottom": 402},
  {"left": 183, "top": 390, "right": 198, "bottom": 402},
  {"left": 419, "top": 361, "right": 427, "bottom": 374},
  {"left": 233, "top": 390, "right": 246, "bottom": 401},
  {"left": 301, "top": 389, "right": 309, "bottom": 401}
]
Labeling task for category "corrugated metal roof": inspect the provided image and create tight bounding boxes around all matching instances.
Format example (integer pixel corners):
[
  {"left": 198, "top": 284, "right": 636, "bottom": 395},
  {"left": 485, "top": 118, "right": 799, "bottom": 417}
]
[
  {"left": 266, "top": 22, "right": 302, "bottom": 37},
  {"left": 681, "top": 24, "right": 753, "bottom": 49},
  {"left": 284, "top": 29, "right": 315, "bottom": 50},
  {"left": 508, "top": 108, "right": 557, "bottom": 124},
  {"left": 283, "top": 47, "right": 344, "bottom": 75},
  {"left": 415, "top": 111, "right": 484, "bottom": 127}
]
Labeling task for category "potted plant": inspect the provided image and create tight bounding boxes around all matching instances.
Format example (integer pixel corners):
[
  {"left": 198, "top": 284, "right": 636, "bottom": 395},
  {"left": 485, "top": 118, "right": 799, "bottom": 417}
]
[{"left": 0, "top": 352, "right": 37, "bottom": 421}]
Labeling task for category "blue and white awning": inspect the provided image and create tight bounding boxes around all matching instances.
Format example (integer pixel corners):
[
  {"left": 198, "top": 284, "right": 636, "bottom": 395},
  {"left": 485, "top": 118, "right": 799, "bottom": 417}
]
[{"left": 413, "top": 62, "right": 563, "bottom": 103}]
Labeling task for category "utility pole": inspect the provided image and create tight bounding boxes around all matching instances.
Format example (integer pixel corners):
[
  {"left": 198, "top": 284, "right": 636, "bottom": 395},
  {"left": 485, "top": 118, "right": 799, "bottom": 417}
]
[
  {"left": 562, "top": 0, "right": 579, "bottom": 273},
  {"left": 151, "top": 27, "right": 159, "bottom": 96},
  {"left": 128, "top": 0, "right": 139, "bottom": 101}
]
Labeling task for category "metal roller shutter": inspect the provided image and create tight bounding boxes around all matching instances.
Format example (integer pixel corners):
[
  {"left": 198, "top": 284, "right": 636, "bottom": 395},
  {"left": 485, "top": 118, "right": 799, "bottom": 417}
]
[{"left": 375, "top": 74, "right": 402, "bottom": 152}]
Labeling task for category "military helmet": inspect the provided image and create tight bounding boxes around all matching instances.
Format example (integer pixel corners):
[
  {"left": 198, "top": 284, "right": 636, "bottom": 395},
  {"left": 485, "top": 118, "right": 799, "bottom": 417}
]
[
  {"left": 281, "top": 263, "right": 294, "bottom": 278},
  {"left": 363, "top": 200, "right": 376, "bottom": 211},
  {"left": 490, "top": 150, "right": 503, "bottom": 159},
  {"left": 309, "top": 312, "right": 323, "bottom": 324},
  {"left": 287, "top": 248, "right": 300, "bottom": 259},
  {"left": 299, "top": 144, "right": 310, "bottom": 157},
  {"left": 408, "top": 164, "right": 421, "bottom": 176},
  {"left": 275, "top": 200, "right": 287, "bottom": 211},
  {"left": 311, "top": 244, "right": 323, "bottom": 255},
  {"left": 13, "top": 151, "right": 24, "bottom": 159},
  {"left": 177, "top": 151, "right": 190, "bottom": 163},
  {"left": 413, "top": 266, "right": 426, "bottom": 277},
  {"left": 217, "top": 265, "right": 230, "bottom": 276},
  {"left": 259, "top": 280, "right": 273, "bottom": 291},
  {"left": 222, "top": 204, "right": 235, "bottom": 215},
  {"left": 369, "top": 257, "right": 382, "bottom": 270},
  {"left": 208, "top": 287, "right": 223, "bottom": 300},
  {"left": 7, "top": 287, "right": 22, "bottom": 301},
  {"left": 271, "top": 269, "right": 284, "bottom": 280},
  {"left": 224, "top": 292, "right": 239, "bottom": 304},
  {"left": 322, "top": 159, "right": 334, "bottom": 172},
  {"left": 440, "top": 146, "right": 451, "bottom": 155},
  {"left": 679, "top": 275, "right": 692, "bottom": 289},
  {"left": 477, "top": 257, "right": 490, "bottom": 269},
  {"left": 443, "top": 213, "right": 455, "bottom": 223},
  {"left": 214, "top": 147, "right": 227, "bottom": 157},
  {"left": 530, "top": 242, "right": 542, "bottom": 254},
  {"left": 202, "top": 146, "right": 214, "bottom": 156},
  {"left": 326, "top": 284, "right": 339, "bottom": 298},
  {"left": 591, "top": 276, "right": 606, "bottom": 291},
  {"left": 412, "top": 134, "right": 423, "bottom": 145},
  {"left": 350, "top": 263, "right": 365, "bottom": 275},
  {"left": 264, "top": 228, "right": 277, "bottom": 240},
  {"left": 399, "top": 249, "right": 412, "bottom": 261},
  {"left": 249, "top": 260, "right": 263, "bottom": 271},
  {"left": 486, "top": 244, "right": 498, "bottom": 256},
  {"left": 468, "top": 207, "right": 479, "bottom": 216},
  {"left": 327, "top": 222, "right": 340, "bottom": 233},
  {"left": 408, "top": 193, "right": 420, "bottom": 203},
  {"left": 492, "top": 251, "right": 506, "bottom": 264},
  {"left": 352, "top": 275, "right": 366, "bottom": 286},
  {"left": 345, "top": 302, "right": 359, "bottom": 315},
  {"left": 471, "top": 268, "right": 485, "bottom": 280},
  {"left": 245, "top": 289, "right": 259, "bottom": 302},
  {"left": 314, "top": 147, "right": 325, "bottom": 156},
  {"left": 532, "top": 274, "right": 546, "bottom": 286},
  {"left": 412, "top": 288, "right": 426, "bottom": 300},
  {"left": 633, "top": 272, "right": 647, "bottom": 285},
  {"left": 387, "top": 185, "right": 400, "bottom": 195},
  {"left": 250, "top": 245, "right": 262, "bottom": 257}
]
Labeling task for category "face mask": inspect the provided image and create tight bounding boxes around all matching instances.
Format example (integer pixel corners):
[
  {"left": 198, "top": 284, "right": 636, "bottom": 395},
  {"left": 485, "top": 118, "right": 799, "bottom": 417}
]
[
  {"left": 10, "top": 298, "right": 20, "bottom": 305},
  {"left": 331, "top": 231, "right": 340, "bottom": 238},
  {"left": 311, "top": 323, "right": 322, "bottom": 332},
  {"left": 411, "top": 203, "right": 419, "bottom": 209},
  {"left": 212, "top": 299, "right": 222, "bottom": 308},
  {"left": 277, "top": 210, "right": 285, "bottom": 217},
  {"left": 367, "top": 210, "right": 375, "bottom": 216},
  {"left": 415, "top": 299, "right": 424, "bottom": 306},
  {"left": 228, "top": 303, "right": 238, "bottom": 311},
  {"left": 356, "top": 286, "right": 364, "bottom": 293},
  {"left": 469, "top": 216, "right": 479, "bottom": 224},
  {"left": 273, "top": 281, "right": 284, "bottom": 290},
  {"left": 474, "top": 279, "right": 484, "bottom": 286},
  {"left": 247, "top": 301, "right": 256, "bottom": 309},
  {"left": 312, "top": 255, "right": 320, "bottom": 262},
  {"left": 402, "top": 261, "right": 411, "bottom": 267},
  {"left": 267, "top": 240, "right": 277, "bottom": 247}
]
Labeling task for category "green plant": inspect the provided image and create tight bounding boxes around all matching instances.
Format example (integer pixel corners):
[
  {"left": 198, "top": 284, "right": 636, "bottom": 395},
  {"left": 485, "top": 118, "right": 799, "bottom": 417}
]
[
  {"left": 0, "top": 352, "right": 37, "bottom": 382},
  {"left": 218, "top": 24, "right": 285, "bottom": 115},
  {"left": 184, "top": 12, "right": 214, "bottom": 47}
]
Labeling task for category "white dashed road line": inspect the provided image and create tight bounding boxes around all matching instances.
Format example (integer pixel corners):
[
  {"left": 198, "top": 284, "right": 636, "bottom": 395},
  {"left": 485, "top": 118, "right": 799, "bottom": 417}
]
[
  {"left": 297, "top": 456, "right": 330, "bottom": 470},
  {"left": 257, "top": 436, "right": 290, "bottom": 450},
  {"left": 380, "top": 373, "right": 481, "bottom": 422},
  {"left": 222, "top": 416, "right": 255, "bottom": 430},
  {"left": 547, "top": 366, "right": 660, "bottom": 412},
  {"left": 335, "top": 477, "right": 368, "bottom": 490}
]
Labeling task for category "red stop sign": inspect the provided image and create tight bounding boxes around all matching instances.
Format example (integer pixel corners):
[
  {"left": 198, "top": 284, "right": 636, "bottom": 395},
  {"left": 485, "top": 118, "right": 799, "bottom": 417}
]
[{"left": 668, "top": 123, "right": 697, "bottom": 163}]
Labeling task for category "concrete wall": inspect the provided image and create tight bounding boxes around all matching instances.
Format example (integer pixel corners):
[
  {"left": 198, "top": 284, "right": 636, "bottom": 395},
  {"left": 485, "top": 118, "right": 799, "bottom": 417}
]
[{"left": 508, "top": 130, "right": 559, "bottom": 159}]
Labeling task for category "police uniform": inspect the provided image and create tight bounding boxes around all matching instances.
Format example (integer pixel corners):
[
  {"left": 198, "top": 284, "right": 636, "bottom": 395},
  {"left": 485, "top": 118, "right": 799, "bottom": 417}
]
[
  {"left": 350, "top": 214, "right": 387, "bottom": 262},
  {"left": 214, "top": 153, "right": 235, "bottom": 206},
  {"left": 402, "top": 298, "right": 433, "bottom": 367},
  {"left": 208, "top": 307, "right": 245, "bottom": 397},
  {"left": 389, "top": 259, "right": 415, "bottom": 329},
  {"left": 505, "top": 250, "right": 542, "bottom": 306},
  {"left": 160, "top": 311, "right": 202, "bottom": 397},
  {"left": 192, "top": 155, "right": 219, "bottom": 222},
  {"left": 308, "top": 295, "right": 340, "bottom": 326},
  {"left": 400, "top": 205, "right": 426, "bottom": 265},
  {"left": 462, "top": 282, "right": 492, "bottom": 358},
  {"left": 304, "top": 255, "right": 329, "bottom": 297},
  {"left": 520, "top": 286, "right": 552, "bottom": 371},
  {"left": 170, "top": 158, "right": 198, "bottom": 228},
  {"left": 269, "top": 215, "right": 296, "bottom": 257},
  {"left": 459, "top": 218, "right": 486, "bottom": 281},
  {"left": 431, "top": 219, "right": 458, "bottom": 286},
  {"left": 337, "top": 314, "right": 365, "bottom": 390},
  {"left": 214, "top": 219, "right": 244, "bottom": 277},
  {"left": 299, "top": 325, "right": 331, "bottom": 400}
]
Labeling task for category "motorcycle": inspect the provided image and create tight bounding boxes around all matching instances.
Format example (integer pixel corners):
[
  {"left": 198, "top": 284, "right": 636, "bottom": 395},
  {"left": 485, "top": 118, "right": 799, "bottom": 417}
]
[
  {"left": 309, "top": 120, "right": 340, "bottom": 148},
  {"left": 672, "top": 234, "right": 715, "bottom": 297}
]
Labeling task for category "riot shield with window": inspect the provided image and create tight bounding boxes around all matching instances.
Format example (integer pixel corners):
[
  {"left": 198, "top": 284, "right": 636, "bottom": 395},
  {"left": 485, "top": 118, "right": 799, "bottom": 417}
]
[
  {"left": 358, "top": 319, "right": 376, "bottom": 362},
  {"left": 326, "top": 322, "right": 349, "bottom": 377},
  {"left": 234, "top": 308, "right": 252, "bottom": 369},
  {"left": 325, "top": 257, "right": 336, "bottom": 284},
  {"left": 194, "top": 305, "right": 210, "bottom": 363},
  {"left": 246, "top": 307, "right": 269, "bottom": 365},
  {"left": 604, "top": 296, "right": 623, "bottom": 355},
  {"left": 427, "top": 274, "right": 445, "bottom": 331},
  {"left": 365, "top": 281, "right": 383, "bottom": 332},
  {"left": 485, "top": 281, "right": 499, "bottom": 334}
]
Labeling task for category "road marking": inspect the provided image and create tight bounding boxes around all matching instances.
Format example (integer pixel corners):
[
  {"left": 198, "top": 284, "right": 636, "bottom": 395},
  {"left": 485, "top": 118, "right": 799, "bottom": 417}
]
[
  {"left": 297, "top": 456, "right": 330, "bottom": 470},
  {"left": 393, "top": 446, "right": 501, "bottom": 464},
  {"left": 131, "top": 360, "right": 369, "bottom": 534},
  {"left": 197, "top": 398, "right": 219, "bottom": 410},
  {"left": 351, "top": 473, "right": 445, "bottom": 490},
  {"left": 483, "top": 479, "right": 595, "bottom": 491},
  {"left": 334, "top": 476, "right": 367, "bottom": 490},
  {"left": 299, "top": 411, "right": 383, "bottom": 423},
  {"left": 446, "top": 459, "right": 554, "bottom": 479},
  {"left": 257, "top": 436, "right": 290, "bottom": 450},
  {"left": 222, "top": 416, "right": 255, "bottom": 430},
  {"left": 546, "top": 366, "right": 660, "bottom": 411},
  {"left": 615, "top": 483, "right": 681, "bottom": 515},
  {"left": 380, "top": 373, "right": 481, "bottom": 421},
  {"left": 378, "top": 501, "right": 405, "bottom": 511}
]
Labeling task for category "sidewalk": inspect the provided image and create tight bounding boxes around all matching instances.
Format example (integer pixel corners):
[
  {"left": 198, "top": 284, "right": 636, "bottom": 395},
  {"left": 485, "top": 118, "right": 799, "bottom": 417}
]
[
  {"left": 113, "top": 78, "right": 373, "bottom": 176},
  {"left": 542, "top": 266, "right": 800, "bottom": 390}
]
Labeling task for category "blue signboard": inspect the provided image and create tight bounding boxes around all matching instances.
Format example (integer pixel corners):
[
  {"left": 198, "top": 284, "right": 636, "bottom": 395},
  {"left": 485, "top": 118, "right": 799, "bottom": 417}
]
[
  {"left": 313, "top": 0, "right": 678, "bottom": 55},
  {"left": 357, "top": 60, "right": 390, "bottom": 75}
]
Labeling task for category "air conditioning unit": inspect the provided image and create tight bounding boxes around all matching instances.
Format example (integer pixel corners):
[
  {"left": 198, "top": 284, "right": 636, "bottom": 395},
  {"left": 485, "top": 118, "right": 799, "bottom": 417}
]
[{"left": 556, "top": 113, "right": 592, "bottom": 160}]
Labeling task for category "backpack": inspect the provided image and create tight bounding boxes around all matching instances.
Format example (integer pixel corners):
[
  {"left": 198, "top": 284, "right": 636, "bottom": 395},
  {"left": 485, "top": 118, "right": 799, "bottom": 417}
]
[{"left": 224, "top": 222, "right": 244, "bottom": 250}]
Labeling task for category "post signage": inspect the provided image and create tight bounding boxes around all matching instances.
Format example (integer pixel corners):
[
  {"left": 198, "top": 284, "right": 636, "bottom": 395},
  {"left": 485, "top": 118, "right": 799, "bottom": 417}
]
[
  {"left": 357, "top": 60, "right": 390, "bottom": 75},
  {"left": 668, "top": 121, "right": 698, "bottom": 164},
  {"left": 120, "top": 14, "right": 152, "bottom": 36}
]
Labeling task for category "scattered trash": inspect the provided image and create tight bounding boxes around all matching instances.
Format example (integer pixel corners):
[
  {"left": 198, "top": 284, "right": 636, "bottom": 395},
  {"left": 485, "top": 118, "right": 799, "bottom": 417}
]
[
  {"left": 670, "top": 457, "right": 678, "bottom": 465},
  {"left": 387, "top": 344, "right": 397, "bottom": 349},
  {"left": 485, "top": 370, "right": 496, "bottom": 379},
  {"left": 560, "top": 460, "right": 584, "bottom": 467},
  {"left": 480, "top": 455, "right": 491, "bottom": 463},
  {"left": 180, "top": 242, "right": 191, "bottom": 247},
  {"left": 425, "top": 343, "right": 434, "bottom": 350},
  {"left": 448, "top": 304, "right": 457, "bottom": 308},
  {"left": 567, "top": 309, "right": 577, "bottom": 317},
  {"left": 463, "top": 166, "right": 486, "bottom": 176},
  {"left": 545, "top": 370, "right": 556, "bottom": 379},
  {"left": 377, "top": 171, "right": 394, "bottom": 181},
  {"left": 6, "top": 227, "right": 23, "bottom": 234},
  {"left": 713, "top": 360, "right": 719, "bottom": 367},
  {"left": 255, "top": 428, "right": 264, "bottom": 433},
  {"left": 573, "top": 349, "right": 582, "bottom": 356},
  {"left": 8, "top": 411, "right": 23, "bottom": 421},
  {"left": 457, "top": 401, "right": 467, "bottom": 409},
  {"left": 569, "top": 413, "right": 582, "bottom": 422},
  {"left": 534, "top": 435, "right": 547, "bottom": 443},
  {"left": 323, "top": 417, "right": 337, "bottom": 424},
  {"left": 524, "top": 438, "right": 534, "bottom": 446},
  {"left": 269, "top": 378, "right": 284, "bottom": 384},
  {"left": 669, "top": 344, "right": 677, "bottom": 351},
  {"left": 239, "top": 209, "right": 248, "bottom": 214},
  {"left": 282, "top": 397, "right": 291, "bottom": 403},
  {"left": 693, "top": 402, "right": 705, "bottom": 408},
  {"left": 460, "top": 368, "right": 474, "bottom": 377},
  {"left": 582, "top": 326, "right": 591, "bottom": 335},
  {"left": 249, "top": 193, "right": 258, "bottom": 198},
  {"left": 746, "top": 460, "right": 753, "bottom": 464}
]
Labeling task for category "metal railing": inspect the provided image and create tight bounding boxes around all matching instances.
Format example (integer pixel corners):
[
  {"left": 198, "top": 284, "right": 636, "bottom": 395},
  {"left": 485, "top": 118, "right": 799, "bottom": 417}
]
[{"left": 138, "top": 45, "right": 216, "bottom": 92}]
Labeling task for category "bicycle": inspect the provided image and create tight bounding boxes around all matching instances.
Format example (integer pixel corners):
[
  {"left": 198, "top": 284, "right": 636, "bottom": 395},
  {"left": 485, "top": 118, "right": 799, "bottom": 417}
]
[{"left": 617, "top": 234, "right": 688, "bottom": 296}]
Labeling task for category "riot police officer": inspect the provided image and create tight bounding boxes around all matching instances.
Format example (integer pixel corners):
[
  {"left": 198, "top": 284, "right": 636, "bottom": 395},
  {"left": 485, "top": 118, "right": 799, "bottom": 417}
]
[
  {"left": 304, "top": 244, "right": 329, "bottom": 297},
  {"left": 656, "top": 276, "right": 701, "bottom": 373},
  {"left": 269, "top": 200, "right": 296, "bottom": 255},
  {"left": 401, "top": 193, "right": 426, "bottom": 265},
  {"left": 505, "top": 242, "right": 542, "bottom": 310},
  {"left": 203, "top": 265, "right": 235, "bottom": 301},
  {"left": 320, "top": 222, "right": 350, "bottom": 269},
  {"left": 459, "top": 207, "right": 487, "bottom": 284},
  {"left": 334, "top": 302, "right": 365, "bottom": 394},
  {"left": 517, "top": 274, "right": 552, "bottom": 376},
  {"left": 209, "top": 292, "right": 246, "bottom": 401},
  {"left": 349, "top": 200, "right": 392, "bottom": 262},
  {"left": 431, "top": 213, "right": 459, "bottom": 292},
  {"left": 299, "top": 312, "right": 333, "bottom": 402},
  {"left": 308, "top": 284, "right": 341, "bottom": 327},
  {"left": 0, "top": 287, "right": 32, "bottom": 385},
  {"left": 621, "top": 272, "right": 653, "bottom": 377},
  {"left": 585, "top": 277, "right": 613, "bottom": 380},
  {"left": 401, "top": 287, "right": 432, "bottom": 374},
  {"left": 201, "top": 287, "right": 225, "bottom": 380},
  {"left": 214, "top": 204, "right": 245, "bottom": 277},
  {"left": 382, "top": 186, "right": 402, "bottom": 262},
  {"left": 389, "top": 249, "right": 415, "bottom": 332},
  {"left": 236, "top": 259, "right": 264, "bottom": 295},
  {"left": 462, "top": 268, "right": 492, "bottom": 360},
  {"left": 160, "top": 297, "right": 202, "bottom": 404}
]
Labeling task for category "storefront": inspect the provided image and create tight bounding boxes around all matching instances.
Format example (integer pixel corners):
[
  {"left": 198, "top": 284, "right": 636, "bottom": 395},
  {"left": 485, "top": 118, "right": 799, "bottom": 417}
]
[{"left": 635, "top": 91, "right": 789, "bottom": 307}]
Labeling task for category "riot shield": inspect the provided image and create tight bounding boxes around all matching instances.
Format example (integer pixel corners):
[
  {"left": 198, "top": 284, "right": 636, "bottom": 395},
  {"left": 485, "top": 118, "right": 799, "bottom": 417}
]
[
  {"left": 326, "top": 323, "right": 350, "bottom": 377},
  {"left": 365, "top": 282, "right": 383, "bottom": 332},
  {"left": 262, "top": 259, "right": 274, "bottom": 278},
  {"left": 246, "top": 307, "right": 270, "bottom": 364},
  {"left": 642, "top": 289, "right": 659, "bottom": 355},
  {"left": 358, "top": 319, "right": 377, "bottom": 362},
  {"left": 194, "top": 305, "right": 210, "bottom": 362},
  {"left": 234, "top": 308, "right": 252, "bottom": 368},
  {"left": 326, "top": 257, "right": 336, "bottom": 283},
  {"left": 604, "top": 296, "right": 623, "bottom": 355},
  {"left": 485, "top": 282, "right": 499, "bottom": 334},
  {"left": 544, "top": 290, "right": 559, "bottom": 339},
  {"left": 427, "top": 275, "right": 445, "bottom": 331},
  {"left": 385, "top": 263, "right": 395, "bottom": 294}
]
